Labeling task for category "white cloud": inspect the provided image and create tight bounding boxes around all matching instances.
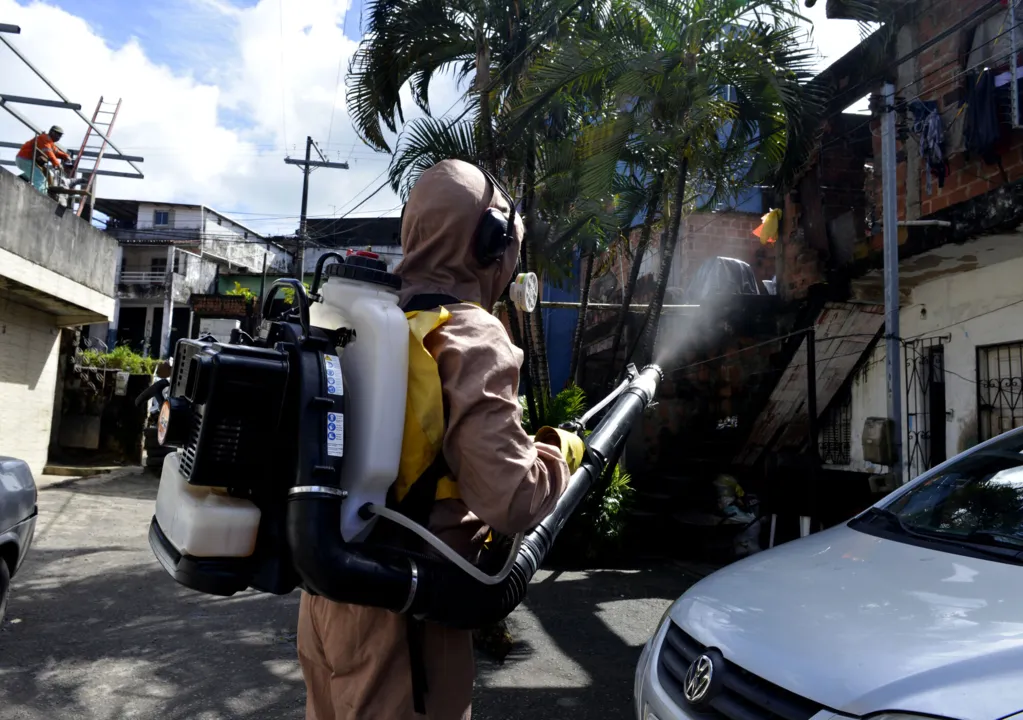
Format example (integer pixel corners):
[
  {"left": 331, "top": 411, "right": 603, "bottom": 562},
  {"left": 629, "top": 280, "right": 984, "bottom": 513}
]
[
  {"left": 0, "top": 0, "right": 468, "bottom": 235},
  {"left": 0, "top": 0, "right": 869, "bottom": 235}
]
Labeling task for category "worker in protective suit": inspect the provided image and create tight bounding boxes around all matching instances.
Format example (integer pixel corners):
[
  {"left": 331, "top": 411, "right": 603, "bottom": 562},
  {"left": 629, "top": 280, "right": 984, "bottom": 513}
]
[{"left": 296, "top": 158, "right": 585, "bottom": 720}]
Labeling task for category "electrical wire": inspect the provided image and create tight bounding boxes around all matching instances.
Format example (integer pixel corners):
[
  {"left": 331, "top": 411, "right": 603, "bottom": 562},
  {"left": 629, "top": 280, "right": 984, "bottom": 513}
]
[
  {"left": 817, "top": 13, "right": 1023, "bottom": 156},
  {"left": 278, "top": 0, "right": 289, "bottom": 151},
  {"left": 332, "top": 0, "right": 593, "bottom": 223},
  {"left": 325, "top": 2, "right": 350, "bottom": 150},
  {"left": 905, "top": 296, "right": 1023, "bottom": 340},
  {"left": 823, "top": 0, "right": 1005, "bottom": 121}
]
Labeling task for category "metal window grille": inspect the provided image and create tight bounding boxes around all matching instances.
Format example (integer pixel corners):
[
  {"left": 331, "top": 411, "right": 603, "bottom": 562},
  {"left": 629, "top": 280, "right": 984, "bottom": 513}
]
[
  {"left": 906, "top": 336, "right": 948, "bottom": 480},
  {"left": 819, "top": 392, "right": 852, "bottom": 465},
  {"left": 977, "top": 341, "right": 1023, "bottom": 441}
]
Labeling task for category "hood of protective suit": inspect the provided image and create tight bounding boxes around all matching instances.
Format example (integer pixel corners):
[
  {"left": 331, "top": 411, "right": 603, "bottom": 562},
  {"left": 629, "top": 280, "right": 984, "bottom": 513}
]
[{"left": 396, "top": 159, "right": 523, "bottom": 310}]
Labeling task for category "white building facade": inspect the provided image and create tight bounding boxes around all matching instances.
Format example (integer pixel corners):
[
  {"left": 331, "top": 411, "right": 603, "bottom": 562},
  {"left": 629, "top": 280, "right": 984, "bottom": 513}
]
[{"left": 820, "top": 234, "right": 1023, "bottom": 483}]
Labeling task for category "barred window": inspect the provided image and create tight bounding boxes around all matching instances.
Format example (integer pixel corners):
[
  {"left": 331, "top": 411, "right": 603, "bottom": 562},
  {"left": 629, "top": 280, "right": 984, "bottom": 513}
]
[
  {"left": 819, "top": 392, "right": 852, "bottom": 465},
  {"left": 978, "top": 341, "right": 1023, "bottom": 441}
]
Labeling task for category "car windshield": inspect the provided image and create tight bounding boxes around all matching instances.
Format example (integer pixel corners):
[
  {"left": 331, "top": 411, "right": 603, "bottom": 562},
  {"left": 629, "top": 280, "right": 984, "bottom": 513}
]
[{"left": 883, "top": 431, "right": 1023, "bottom": 545}]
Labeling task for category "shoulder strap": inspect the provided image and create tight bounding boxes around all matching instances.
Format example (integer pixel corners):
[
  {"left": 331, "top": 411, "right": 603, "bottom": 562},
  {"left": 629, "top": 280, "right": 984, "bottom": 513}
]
[
  {"left": 402, "top": 293, "right": 461, "bottom": 313},
  {"left": 390, "top": 448, "right": 450, "bottom": 528}
]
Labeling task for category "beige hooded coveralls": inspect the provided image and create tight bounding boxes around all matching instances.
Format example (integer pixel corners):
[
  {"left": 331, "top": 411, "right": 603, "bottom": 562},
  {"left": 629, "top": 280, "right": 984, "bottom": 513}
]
[{"left": 297, "top": 159, "right": 571, "bottom": 720}]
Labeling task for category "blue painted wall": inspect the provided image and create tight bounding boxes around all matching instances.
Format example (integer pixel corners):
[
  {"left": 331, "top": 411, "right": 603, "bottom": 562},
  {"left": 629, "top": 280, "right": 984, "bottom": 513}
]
[{"left": 541, "top": 252, "right": 581, "bottom": 393}]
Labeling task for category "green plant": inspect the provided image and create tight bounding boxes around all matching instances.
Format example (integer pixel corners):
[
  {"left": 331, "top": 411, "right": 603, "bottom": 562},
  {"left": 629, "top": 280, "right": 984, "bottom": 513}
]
[
  {"left": 281, "top": 281, "right": 311, "bottom": 306},
  {"left": 77, "top": 344, "right": 159, "bottom": 375},
  {"left": 520, "top": 383, "right": 587, "bottom": 435},
  {"left": 519, "top": 382, "right": 635, "bottom": 565},
  {"left": 226, "top": 281, "right": 258, "bottom": 303}
]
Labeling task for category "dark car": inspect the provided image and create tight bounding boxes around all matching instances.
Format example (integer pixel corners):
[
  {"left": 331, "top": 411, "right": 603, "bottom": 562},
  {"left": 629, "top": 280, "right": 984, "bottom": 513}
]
[{"left": 0, "top": 457, "right": 38, "bottom": 624}]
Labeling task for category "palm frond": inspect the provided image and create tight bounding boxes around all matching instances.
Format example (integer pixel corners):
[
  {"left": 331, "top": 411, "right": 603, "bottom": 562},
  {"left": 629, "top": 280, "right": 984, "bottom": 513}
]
[{"left": 388, "top": 117, "right": 479, "bottom": 199}]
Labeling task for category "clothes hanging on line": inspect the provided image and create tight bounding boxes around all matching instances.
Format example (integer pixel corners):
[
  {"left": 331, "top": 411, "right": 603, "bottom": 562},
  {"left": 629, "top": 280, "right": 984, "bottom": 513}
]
[
  {"left": 910, "top": 99, "right": 949, "bottom": 194},
  {"left": 963, "top": 69, "right": 1002, "bottom": 167}
]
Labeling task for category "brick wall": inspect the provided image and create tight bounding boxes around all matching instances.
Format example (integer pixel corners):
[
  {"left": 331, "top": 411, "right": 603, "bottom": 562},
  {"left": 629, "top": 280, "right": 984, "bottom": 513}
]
[
  {"left": 876, "top": 0, "right": 1023, "bottom": 220},
  {"left": 592, "top": 210, "right": 775, "bottom": 308},
  {"left": 679, "top": 211, "right": 776, "bottom": 288}
]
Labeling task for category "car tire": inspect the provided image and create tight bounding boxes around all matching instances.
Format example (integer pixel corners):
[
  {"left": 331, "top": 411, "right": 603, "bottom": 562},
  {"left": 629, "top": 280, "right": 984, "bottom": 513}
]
[{"left": 0, "top": 557, "right": 10, "bottom": 627}]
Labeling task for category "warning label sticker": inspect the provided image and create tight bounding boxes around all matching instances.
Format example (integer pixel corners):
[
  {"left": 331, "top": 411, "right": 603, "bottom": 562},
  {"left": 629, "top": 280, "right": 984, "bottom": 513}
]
[
  {"left": 326, "top": 412, "right": 344, "bottom": 457},
  {"left": 324, "top": 354, "right": 343, "bottom": 396}
]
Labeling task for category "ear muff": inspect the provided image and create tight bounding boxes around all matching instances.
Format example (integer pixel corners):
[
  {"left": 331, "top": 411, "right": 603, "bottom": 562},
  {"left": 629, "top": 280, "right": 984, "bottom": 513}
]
[
  {"left": 475, "top": 207, "right": 511, "bottom": 267},
  {"left": 473, "top": 167, "right": 517, "bottom": 268}
]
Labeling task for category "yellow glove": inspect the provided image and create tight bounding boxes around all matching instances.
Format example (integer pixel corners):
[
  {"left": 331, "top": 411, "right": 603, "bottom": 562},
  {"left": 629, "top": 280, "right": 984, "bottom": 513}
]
[{"left": 534, "top": 426, "right": 586, "bottom": 473}]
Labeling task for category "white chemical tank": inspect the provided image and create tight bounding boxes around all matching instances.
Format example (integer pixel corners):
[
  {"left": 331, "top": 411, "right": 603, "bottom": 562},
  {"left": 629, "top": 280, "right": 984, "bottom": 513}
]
[
  {"left": 154, "top": 451, "right": 262, "bottom": 558},
  {"left": 311, "top": 251, "right": 409, "bottom": 541}
]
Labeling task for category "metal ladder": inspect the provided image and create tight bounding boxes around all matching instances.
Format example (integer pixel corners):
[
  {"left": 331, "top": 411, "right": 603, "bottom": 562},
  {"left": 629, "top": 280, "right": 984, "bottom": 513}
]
[{"left": 70, "top": 96, "right": 122, "bottom": 217}]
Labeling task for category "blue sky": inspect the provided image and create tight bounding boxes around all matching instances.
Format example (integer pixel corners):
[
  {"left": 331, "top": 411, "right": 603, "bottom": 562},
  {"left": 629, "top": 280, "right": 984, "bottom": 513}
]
[{"left": 40, "top": 0, "right": 364, "bottom": 76}]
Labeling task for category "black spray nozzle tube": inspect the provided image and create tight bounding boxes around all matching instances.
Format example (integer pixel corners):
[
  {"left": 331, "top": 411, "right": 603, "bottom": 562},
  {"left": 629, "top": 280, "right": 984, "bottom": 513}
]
[{"left": 286, "top": 364, "right": 663, "bottom": 630}]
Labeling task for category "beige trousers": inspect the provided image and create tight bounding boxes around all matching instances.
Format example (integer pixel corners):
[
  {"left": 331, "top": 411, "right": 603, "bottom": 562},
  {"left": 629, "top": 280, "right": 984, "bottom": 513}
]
[{"left": 297, "top": 592, "right": 475, "bottom": 720}]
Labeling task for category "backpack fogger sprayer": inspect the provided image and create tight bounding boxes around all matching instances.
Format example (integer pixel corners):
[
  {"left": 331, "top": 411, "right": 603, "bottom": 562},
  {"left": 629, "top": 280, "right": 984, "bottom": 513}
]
[{"left": 140, "top": 251, "right": 662, "bottom": 630}]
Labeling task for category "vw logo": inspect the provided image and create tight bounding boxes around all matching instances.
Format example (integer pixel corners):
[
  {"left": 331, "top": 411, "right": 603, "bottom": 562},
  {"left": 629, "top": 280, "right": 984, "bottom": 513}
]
[{"left": 683, "top": 654, "right": 714, "bottom": 704}]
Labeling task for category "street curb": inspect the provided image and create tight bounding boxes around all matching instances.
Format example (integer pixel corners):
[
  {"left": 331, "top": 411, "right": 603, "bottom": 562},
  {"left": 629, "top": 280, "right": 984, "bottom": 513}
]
[
  {"left": 38, "top": 466, "right": 143, "bottom": 490},
  {"left": 42, "top": 465, "right": 119, "bottom": 477}
]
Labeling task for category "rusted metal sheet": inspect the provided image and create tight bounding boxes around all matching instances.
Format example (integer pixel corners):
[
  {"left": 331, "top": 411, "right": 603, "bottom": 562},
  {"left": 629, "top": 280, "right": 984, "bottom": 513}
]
[{"left": 736, "top": 302, "right": 884, "bottom": 465}]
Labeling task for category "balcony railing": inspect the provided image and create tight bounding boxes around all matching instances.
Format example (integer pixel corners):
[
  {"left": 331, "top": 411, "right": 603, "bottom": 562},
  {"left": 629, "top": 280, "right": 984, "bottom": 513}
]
[
  {"left": 107, "top": 228, "right": 202, "bottom": 245},
  {"left": 120, "top": 271, "right": 168, "bottom": 285}
]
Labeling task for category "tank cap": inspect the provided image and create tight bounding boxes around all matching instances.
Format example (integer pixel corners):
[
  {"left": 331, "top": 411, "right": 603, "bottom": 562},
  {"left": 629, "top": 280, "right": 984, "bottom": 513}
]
[
  {"left": 348, "top": 249, "right": 380, "bottom": 261},
  {"left": 326, "top": 253, "right": 401, "bottom": 290}
]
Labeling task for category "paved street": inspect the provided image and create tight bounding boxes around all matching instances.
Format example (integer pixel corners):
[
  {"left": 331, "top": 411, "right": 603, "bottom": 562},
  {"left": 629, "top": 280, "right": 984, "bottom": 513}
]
[{"left": 0, "top": 469, "right": 699, "bottom": 719}]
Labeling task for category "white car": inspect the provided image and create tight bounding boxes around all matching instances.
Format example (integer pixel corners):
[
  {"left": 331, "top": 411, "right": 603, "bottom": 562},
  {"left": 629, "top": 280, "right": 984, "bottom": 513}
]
[{"left": 635, "top": 426, "right": 1023, "bottom": 720}]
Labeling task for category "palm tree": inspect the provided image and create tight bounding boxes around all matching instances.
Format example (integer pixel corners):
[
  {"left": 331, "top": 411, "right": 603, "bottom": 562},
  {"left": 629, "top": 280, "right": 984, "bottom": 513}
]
[
  {"left": 516, "top": 0, "right": 821, "bottom": 372},
  {"left": 347, "top": 0, "right": 616, "bottom": 420},
  {"left": 568, "top": 249, "right": 595, "bottom": 385}
]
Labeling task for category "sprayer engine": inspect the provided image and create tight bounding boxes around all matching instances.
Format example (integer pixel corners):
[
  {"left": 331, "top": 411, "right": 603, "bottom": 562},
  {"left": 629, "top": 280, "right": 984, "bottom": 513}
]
[
  {"left": 150, "top": 305, "right": 346, "bottom": 597},
  {"left": 145, "top": 253, "right": 664, "bottom": 630}
]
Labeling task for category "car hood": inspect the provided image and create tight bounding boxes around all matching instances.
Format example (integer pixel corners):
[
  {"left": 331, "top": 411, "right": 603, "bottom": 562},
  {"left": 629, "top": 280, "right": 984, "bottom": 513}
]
[{"left": 671, "top": 524, "right": 1023, "bottom": 720}]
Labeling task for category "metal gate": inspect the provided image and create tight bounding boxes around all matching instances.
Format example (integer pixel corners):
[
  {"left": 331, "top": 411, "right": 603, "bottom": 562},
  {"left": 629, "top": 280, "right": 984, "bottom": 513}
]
[
  {"left": 905, "top": 335, "right": 949, "bottom": 480},
  {"left": 977, "top": 341, "right": 1023, "bottom": 441}
]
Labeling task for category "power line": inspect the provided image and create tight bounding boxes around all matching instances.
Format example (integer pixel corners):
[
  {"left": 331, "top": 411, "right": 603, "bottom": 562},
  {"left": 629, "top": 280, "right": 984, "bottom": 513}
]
[
  {"left": 906, "top": 297, "right": 1023, "bottom": 340},
  {"left": 817, "top": 18, "right": 1023, "bottom": 156},
  {"left": 278, "top": 0, "right": 289, "bottom": 150},
  {"left": 325, "top": 6, "right": 349, "bottom": 149}
]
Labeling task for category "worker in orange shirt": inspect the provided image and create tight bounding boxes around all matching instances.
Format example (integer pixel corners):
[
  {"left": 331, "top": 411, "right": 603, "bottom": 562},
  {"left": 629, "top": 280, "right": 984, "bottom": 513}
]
[{"left": 16, "top": 125, "right": 70, "bottom": 194}]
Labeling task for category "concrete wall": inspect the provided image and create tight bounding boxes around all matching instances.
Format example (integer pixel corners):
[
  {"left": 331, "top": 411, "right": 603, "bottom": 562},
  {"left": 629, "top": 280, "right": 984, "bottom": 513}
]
[
  {"left": 0, "top": 168, "right": 118, "bottom": 297},
  {"left": 0, "top": 299, "right": 60, "bottom": 476},
  {"left": 201, "top": 207, "right": 287, "bottom": 272},
  {"left": 842, "top": 237, "right": 1023, "bottom": 480},
  {"left": 137, "top": 203, "right": 203, "bottom": 230}
]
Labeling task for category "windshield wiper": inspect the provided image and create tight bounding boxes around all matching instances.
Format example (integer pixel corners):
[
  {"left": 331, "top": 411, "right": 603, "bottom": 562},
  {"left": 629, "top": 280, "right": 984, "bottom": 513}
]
[
  {"left": 964, "top": 529, "right": 1023, "bottom": 548},
  {"left": 863, "top": 507, "right": 913, "bottom": 533},
  {"left": 860, "top": 509, "right": 1023, "bottom": 561}
]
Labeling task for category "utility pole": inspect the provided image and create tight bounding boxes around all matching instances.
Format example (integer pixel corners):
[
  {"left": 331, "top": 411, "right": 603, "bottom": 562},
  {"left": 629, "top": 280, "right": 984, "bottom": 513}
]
[
  {"left": 159, "top": 245, "right": 176, "bottom": 360},
  {"left": 285, "top": 136, "right": 349, "bottom": 281},
  {"left": 881, "top": 81, "right": 903, "bottom": 484}
]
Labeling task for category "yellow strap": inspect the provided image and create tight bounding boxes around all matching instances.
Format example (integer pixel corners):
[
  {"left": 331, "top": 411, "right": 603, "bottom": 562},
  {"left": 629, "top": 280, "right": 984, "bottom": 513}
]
[
  {"left": 395, "top": 307, "right": 463, "bottom": 503},
  {"left": 436, "top": 476, "right": 459, "bottom": 501},
  {"left": 399, "top": 301, "right": 484, "bottom": 503}
]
